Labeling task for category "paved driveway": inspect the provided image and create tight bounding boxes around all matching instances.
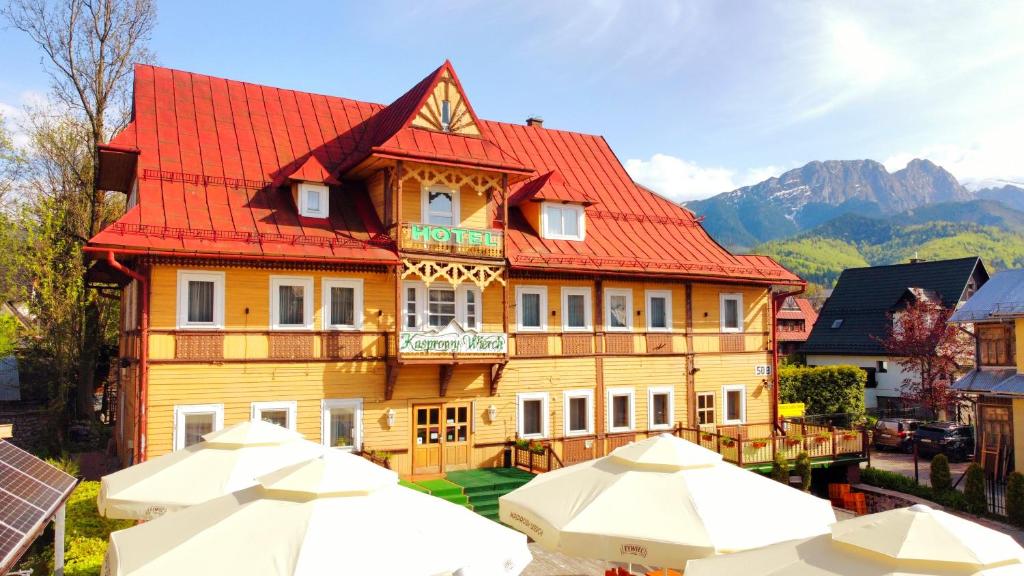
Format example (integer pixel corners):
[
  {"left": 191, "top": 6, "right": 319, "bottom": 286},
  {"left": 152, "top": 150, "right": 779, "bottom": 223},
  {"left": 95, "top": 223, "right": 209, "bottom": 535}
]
[{"left": 865, "top": 449, "right": 971, "bottom": 488}]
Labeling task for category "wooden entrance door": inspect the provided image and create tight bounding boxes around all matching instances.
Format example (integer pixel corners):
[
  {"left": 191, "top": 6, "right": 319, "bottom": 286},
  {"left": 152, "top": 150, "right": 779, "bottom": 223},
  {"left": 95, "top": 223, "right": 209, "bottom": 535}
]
[
  {"left": 413, "top": 405, "right": 442, "bottom": 475},
  {"left": 444, "top": 404, "right": 471, "bottom": 471}
]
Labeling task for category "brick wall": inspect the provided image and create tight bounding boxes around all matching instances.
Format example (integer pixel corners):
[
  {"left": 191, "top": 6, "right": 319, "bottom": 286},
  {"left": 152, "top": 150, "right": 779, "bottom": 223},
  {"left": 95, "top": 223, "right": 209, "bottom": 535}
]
[{"left": 852, "top": 483, "right": 938, "bottom": 513}]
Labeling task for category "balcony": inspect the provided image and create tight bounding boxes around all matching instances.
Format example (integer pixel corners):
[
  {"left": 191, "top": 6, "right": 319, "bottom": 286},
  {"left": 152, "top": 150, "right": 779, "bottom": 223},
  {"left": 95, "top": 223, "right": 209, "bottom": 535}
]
[{"left": 397, "top": 222, "right": 504, "bottom": 260}]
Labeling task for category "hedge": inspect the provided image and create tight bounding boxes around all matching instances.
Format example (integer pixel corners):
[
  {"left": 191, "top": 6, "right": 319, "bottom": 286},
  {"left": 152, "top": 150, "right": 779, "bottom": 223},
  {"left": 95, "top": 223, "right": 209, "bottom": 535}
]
[
  {"left": 779, "top": 365, "right": 866, "bottom": 418},
  {"left": 860, "top": 466, "right": 968, "bottom": 511},
  {"left": 930, "top": 454, "right": 951, "bottom": 492}
]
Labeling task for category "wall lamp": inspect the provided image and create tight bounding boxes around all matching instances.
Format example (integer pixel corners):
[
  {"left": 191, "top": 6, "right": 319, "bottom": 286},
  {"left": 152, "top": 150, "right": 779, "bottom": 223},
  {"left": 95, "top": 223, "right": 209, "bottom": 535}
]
[
  {"left": 385, "top": 408, "right": 396, "bottom": 428},
  {"left": 487, "top": 404, "right": 498, "bottom": 423}
]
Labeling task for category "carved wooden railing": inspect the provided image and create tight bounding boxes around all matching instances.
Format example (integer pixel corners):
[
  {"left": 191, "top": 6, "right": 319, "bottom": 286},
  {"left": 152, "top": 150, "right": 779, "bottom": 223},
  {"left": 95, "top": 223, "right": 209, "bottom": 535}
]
[
  {"left": 397, "top": 222, "right": 504, "bottom": 260},
  {"left": 156, "top": 330, "right": 391, "bottom": 362},
  {"left": 510, "top": 331, "right": 770, "bottom": 357}
]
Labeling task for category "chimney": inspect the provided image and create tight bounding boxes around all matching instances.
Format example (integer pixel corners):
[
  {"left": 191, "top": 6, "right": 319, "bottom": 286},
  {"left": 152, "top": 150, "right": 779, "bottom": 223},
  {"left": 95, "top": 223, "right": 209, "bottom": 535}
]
[{"left": 526, "top": 116, "right": 544, "bottom": 128}]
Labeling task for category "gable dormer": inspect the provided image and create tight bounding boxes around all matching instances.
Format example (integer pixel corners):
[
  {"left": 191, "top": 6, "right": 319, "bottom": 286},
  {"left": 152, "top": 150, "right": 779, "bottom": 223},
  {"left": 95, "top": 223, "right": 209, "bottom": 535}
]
[
  {"left": 409, "top": 65, "right": 481, "bottom": 136},
  {"left": 509, "top": 170, "right": 596, "bottom": 242},
  {"left": 287, "top": 155, "right": 340, "bottom": 219}
]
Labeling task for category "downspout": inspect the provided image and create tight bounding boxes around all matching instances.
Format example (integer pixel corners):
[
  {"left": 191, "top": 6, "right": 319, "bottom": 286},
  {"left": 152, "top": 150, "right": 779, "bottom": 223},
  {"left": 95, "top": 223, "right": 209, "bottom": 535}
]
[
  {"left": 772, "top": 285, "right": 805, "bottom": 433},
  {"left": 105, "top": 251, "right": 149, "bottom": 463}
]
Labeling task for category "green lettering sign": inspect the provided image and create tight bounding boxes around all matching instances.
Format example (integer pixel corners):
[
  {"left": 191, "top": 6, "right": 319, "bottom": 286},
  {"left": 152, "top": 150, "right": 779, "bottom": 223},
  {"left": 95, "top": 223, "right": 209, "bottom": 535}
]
[{"left": 407, "top": 224, "right": 501, "bottom": 248}]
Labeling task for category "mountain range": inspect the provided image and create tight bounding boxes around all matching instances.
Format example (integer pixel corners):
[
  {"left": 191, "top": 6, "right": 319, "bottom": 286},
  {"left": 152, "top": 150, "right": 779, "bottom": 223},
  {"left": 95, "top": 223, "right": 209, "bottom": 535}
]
[{"left": 682, "top": 159, "right": 1024, "bottom": 289}]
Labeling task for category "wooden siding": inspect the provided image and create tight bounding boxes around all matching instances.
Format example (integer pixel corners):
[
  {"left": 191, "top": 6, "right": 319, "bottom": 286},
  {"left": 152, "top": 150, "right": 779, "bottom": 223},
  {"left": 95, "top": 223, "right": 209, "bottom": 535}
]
[{"left": 399, "top": 174, "right": 491, "bottom": 230}]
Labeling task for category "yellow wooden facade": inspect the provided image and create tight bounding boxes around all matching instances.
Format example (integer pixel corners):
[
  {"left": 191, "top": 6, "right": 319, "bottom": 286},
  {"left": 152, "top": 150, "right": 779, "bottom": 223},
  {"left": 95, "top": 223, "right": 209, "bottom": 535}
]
[{"left": 107, "top": 69, "right": 791, "bottom": 476}]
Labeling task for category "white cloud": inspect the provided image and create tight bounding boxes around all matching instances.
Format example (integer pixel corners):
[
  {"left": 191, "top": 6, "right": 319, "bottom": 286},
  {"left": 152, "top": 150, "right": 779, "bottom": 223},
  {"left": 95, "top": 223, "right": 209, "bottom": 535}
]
[
  {"left": 0, "top": 90, "right": 48, "bottom": 149},
  {"left": 625, "top": 153, "right": 782, "bottom": 203}
]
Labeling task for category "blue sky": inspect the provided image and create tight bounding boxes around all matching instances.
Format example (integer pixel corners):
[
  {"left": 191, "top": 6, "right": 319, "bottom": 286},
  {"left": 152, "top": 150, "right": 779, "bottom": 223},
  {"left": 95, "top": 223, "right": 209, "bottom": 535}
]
[{"left": 2, "top": 0, "right": 1022, "bottom": 201}]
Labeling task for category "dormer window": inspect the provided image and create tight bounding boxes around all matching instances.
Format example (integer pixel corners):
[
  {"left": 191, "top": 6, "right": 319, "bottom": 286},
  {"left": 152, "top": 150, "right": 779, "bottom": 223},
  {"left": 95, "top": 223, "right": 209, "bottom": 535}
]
[
  {"left": 542, "top": 203, "right": 585, "bottom": 241},
  {"left": 298, "top": 183, "right": 329, "bottom": 218},
  {"left": 441, "top": 99, "right": 451, "bottom": 132}
]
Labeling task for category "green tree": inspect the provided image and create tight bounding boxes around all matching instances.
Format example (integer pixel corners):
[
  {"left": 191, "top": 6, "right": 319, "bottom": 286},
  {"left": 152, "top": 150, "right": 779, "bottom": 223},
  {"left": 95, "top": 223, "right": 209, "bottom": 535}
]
[
  {"left": 1007, "top": 472, "right": 1024, "bottom": 527},
  {"left": 770, "top": 450, "right": 790, "bottom": 484},
  {"left": 4, "top": 0, "right": 156, "bottom": 418},
  {"left": 963, "top": 464, "right": 987, "bottom": 515},
  {"left": 930, "top": 454, "right": 951, "bottom": 492},
  {"left": 794, "top": 452, "right": 812, "bottom": 492}
]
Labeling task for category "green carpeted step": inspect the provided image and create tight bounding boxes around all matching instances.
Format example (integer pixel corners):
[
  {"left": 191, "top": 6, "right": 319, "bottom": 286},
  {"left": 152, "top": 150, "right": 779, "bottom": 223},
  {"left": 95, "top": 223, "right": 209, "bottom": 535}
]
[
  {"left": 440, "top": 468, "right": 537, "bottom": 523},
  {"left": 414, "top": 478, "right": 463, "bottom": 497},
  {"left": 399, "top": 480, "right": 430, "bottom": 493}
]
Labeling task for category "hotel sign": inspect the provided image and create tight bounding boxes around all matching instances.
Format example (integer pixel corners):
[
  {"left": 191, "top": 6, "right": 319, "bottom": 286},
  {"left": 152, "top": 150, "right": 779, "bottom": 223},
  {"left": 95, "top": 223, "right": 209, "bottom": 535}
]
[
  {"left": 409, "top": 224, "right": 500, "bottom": 247},
  {"left": 400, "top": 322, "right": 507, "bottom": 354}
]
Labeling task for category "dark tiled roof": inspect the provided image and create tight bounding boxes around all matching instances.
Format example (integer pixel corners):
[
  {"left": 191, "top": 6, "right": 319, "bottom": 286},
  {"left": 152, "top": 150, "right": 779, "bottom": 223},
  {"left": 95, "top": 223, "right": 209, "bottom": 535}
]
[{"left": 802, "top": 257, "right": 987, "bottom": 356}]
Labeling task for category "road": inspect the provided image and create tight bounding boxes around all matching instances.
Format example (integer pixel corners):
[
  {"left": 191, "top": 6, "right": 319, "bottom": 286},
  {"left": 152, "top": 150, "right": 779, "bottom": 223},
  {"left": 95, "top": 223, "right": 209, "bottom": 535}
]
[{"left": 865, "top": 448, "right": 971, "bottom": 488}]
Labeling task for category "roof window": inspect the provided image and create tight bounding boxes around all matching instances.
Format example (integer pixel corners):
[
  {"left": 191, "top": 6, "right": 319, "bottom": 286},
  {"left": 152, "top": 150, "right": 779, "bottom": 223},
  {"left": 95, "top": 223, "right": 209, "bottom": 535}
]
[
  {"left": 297, "top": 182, "right": 329, "bottom": 219},
  {"left": 831, "top": 319, "right": 843, "bottom": 329},
  {"left": 441, "top": 99, "right": 451, "bottom": 132},
  {"left": 542, "top": 203, "right": 585, "bottom": 241}
]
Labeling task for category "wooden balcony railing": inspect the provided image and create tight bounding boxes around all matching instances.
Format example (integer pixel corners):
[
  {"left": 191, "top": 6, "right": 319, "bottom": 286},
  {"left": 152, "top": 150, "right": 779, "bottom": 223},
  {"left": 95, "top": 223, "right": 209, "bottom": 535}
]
[
  {"left": 510, "top": 331, "right": 770, "bottom": 357},
  {"left": 397, "top": 222, "right": 504, "bottom": 260},
  {"left": 508, "top": 423, "right": 867, "bottom": 474},
  {"left": 153, "top": 330, "right": 390, "bottom": 362}
]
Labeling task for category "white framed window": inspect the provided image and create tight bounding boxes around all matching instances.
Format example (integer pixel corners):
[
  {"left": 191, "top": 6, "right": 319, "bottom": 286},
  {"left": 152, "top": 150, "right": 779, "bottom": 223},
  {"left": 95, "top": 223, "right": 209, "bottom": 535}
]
[
  {"left": 516, "top": 285, "right": 548, "bottom": 332},
  {"left": 298, "top": 182, "right": 329, "bottom": 218},
  {"left": 176, "top": 270, "right": 225, "bottom": 329},
  {"left": 422, "top": 185, "right": 459, "bottom": 226},
  {"left": 440, "top": 99, "right": 452, "bottom": 132},
  {"left": 720, "top": 293, "right": 743, "bottom": 333},
  {"left": 173, "top": 404, "right": 224, "bottom": 450},
  {"left": 322, "top": 398, "right": 362, "bottom": 451},
  {"left": 322, "top": 278, "right": 363, "bottom": 331},
  {"left": 561, "top": 287, "right": 592, "bottom": 332},
  {"left": 517, "top": 392, "right": 549, "bottom": 439},
  {"left": 648, "top": 387, "right": 674, "bottom": 430},
  {"left": 605, "top": 288, "right": 633, "bottom": 332},
  {"left": 563, "top": 389, "right": 594, "bottom": 437},
  {"left": 542, "top": 203, "right": 585, "bottom": 241},
  {"left": 697, "top": 392, "right": 715, "bottom": 426},
  {"left": 607, "top": 387, "right": 635, "bottom": 433},
  {"left": 270, "top": 276, "right": 314, "bottom": 330},
  {"left": 251, "top": 400, "right": 298, "bottom": 431},
  {"left": 722, "top": 385, "right": 746, "bottom": 425},
  {"left": 401, "top": 281, "right": 482, "bottom": 331},
  {"left": 645, "top": 290, "right": 672, "bottom": 332}
]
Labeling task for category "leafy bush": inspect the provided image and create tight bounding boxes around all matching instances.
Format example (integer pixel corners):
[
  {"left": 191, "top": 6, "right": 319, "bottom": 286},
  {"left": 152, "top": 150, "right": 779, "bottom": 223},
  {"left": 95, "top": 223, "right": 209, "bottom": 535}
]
[
  {"left": 46, "top": 453, "right": 81, "bottom": 478},
  {"left": 1008, "top": 472, "right": 1024, "bottom": 527},
  {"left": 794, "top": 452, "right": 812, "bottom": 492},
  {"left": 779, "top": 365, "right": 866, "bottom": 419},
  {"left": 930, "top": 454, "right": 951, "bottom": 492},
  {"left": 964, "top": 464, "right": 987, "bottom": 515},
  {"left": 771, "top": 451, "right": 789, "bottom": 484}
]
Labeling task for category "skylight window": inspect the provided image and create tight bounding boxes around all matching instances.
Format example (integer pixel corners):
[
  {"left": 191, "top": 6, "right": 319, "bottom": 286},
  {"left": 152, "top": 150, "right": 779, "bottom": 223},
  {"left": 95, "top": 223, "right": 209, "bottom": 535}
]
[{"left": 831, "top": 319, "right": 844, "bottom": 329}]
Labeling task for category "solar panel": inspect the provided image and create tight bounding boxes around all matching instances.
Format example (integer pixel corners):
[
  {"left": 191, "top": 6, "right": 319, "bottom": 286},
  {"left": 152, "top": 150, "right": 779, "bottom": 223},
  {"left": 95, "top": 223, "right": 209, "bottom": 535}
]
[{"left": 0, "top": 440, "right": 78, "bottom": 574}]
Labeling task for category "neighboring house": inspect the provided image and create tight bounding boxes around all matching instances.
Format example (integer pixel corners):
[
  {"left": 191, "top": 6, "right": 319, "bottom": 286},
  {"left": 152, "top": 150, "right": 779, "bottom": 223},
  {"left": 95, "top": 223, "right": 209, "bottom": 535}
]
[
  {"left": 803, "top": 257, "right": 988, "bottom": 412},
  {"left": 85, "top": 62, "right": 805, "bottom": 475},
  {"left": 949, "top": 269, "right": 1024, "bottom": 478},
  {"left": 776, "top": 296, "right": 818, "bottom": 357}
]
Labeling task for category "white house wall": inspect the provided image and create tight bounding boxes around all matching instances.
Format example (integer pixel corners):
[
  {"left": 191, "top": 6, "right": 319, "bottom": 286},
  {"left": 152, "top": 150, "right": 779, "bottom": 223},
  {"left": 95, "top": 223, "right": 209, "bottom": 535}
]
[{"left": 805, "top": 354, "right": 909, "bottom": 410}]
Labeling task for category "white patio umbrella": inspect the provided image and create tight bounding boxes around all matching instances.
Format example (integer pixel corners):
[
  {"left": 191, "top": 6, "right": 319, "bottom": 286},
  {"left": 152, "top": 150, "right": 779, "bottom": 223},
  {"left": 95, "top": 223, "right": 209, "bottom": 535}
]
[
  {"left": 685, "top": 504, "right": 1024, "bottom": 575},
  {"left": 103, "top": 451, "right": 532, "bottom": 576},
  {"left": 98, "top": 420, "right": 324, "bottom": 519},
  {"left": 499, "top": 433, "right": 836, "bottom": 568}
]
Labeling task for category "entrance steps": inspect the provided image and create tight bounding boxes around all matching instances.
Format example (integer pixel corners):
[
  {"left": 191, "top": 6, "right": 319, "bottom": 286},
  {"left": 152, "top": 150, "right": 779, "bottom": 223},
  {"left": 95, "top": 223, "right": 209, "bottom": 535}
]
[{"left": 405, "top": 468, "right": 535, "bottom": 521}]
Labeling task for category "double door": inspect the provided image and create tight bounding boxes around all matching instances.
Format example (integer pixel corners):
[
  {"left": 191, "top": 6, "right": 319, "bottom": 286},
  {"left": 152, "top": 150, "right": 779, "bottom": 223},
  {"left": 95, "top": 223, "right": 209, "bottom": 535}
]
[{"left": 412, "top": 403, "right": 471, "bottom": 476}]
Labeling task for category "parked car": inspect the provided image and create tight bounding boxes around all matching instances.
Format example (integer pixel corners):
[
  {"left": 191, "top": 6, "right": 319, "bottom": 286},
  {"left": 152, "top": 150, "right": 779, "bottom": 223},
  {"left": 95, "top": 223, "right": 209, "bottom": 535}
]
[
  {"left": 873, "top": 418, "right": 922, "bottom": 452},
  {"left": 914, "top": 422, "right": 974, "bottom": 462}
]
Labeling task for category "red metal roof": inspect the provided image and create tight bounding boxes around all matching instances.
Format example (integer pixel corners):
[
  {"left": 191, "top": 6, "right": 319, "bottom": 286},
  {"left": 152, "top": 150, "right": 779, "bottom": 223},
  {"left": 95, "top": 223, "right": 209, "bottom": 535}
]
[
  {"left": 508, "top": 170, "right": 597, "bottom": 206},
  {"left": 87, "top": 62, "right": 801, "bottom": 284},
  {"left": 287, "top": 154, "right": 341, "bottom": 185}
]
